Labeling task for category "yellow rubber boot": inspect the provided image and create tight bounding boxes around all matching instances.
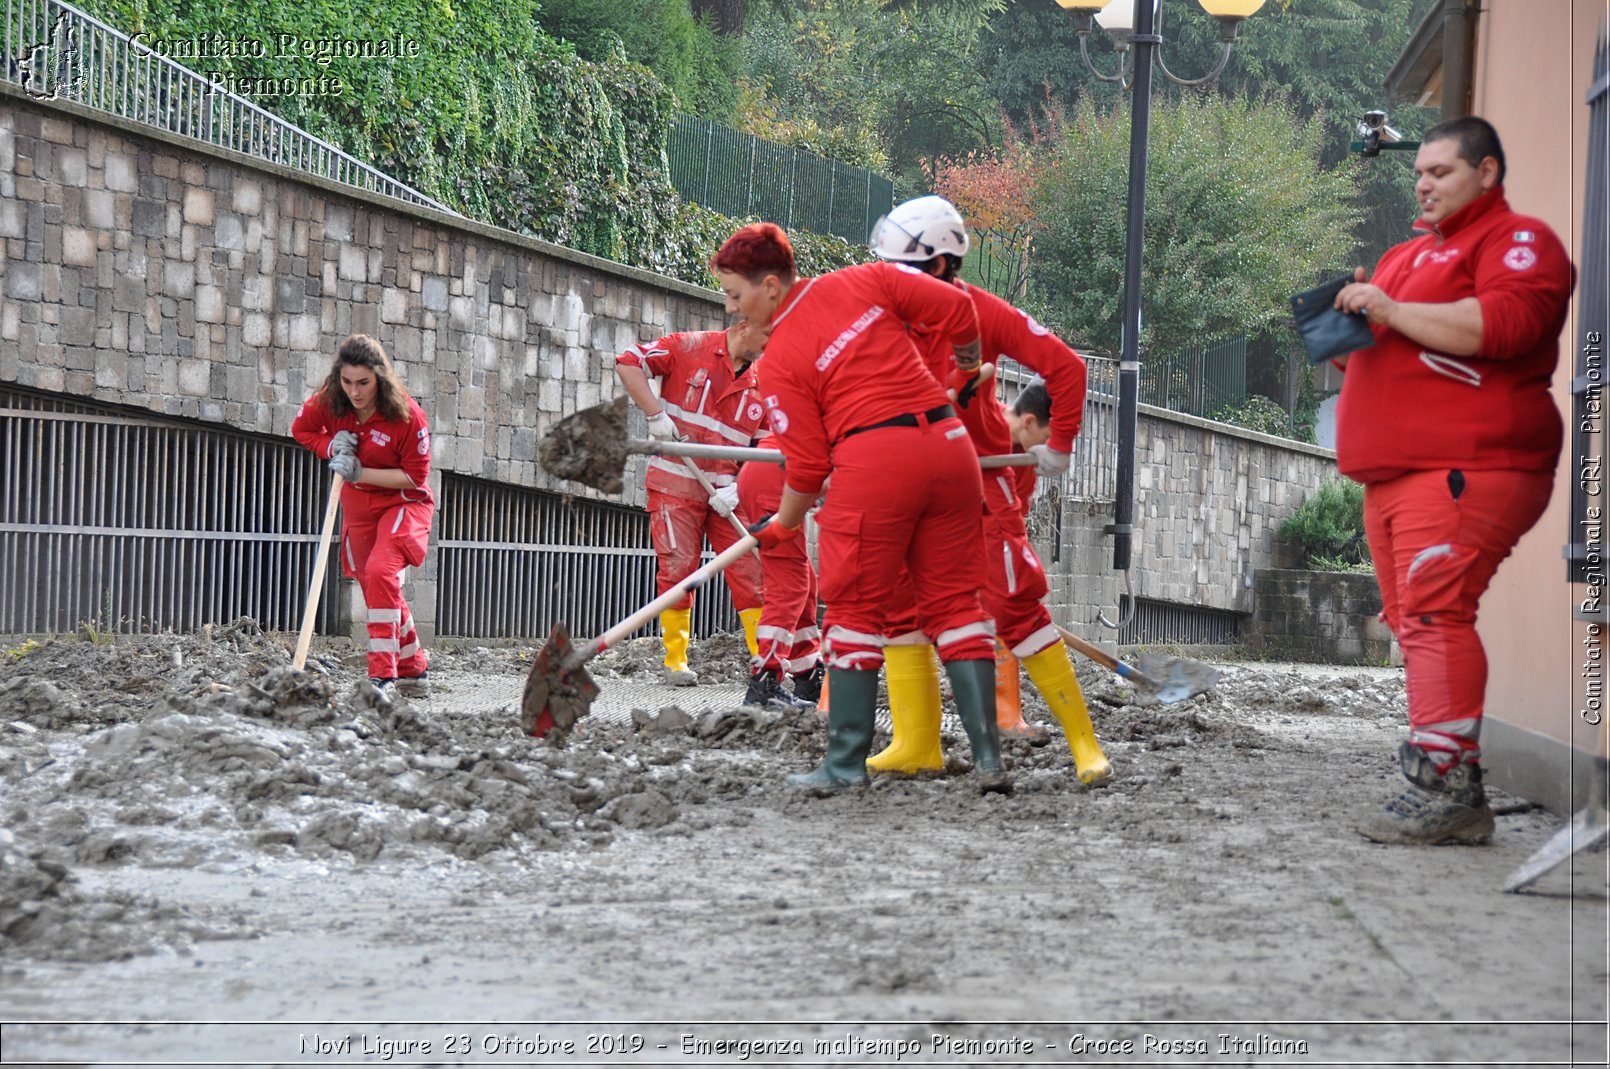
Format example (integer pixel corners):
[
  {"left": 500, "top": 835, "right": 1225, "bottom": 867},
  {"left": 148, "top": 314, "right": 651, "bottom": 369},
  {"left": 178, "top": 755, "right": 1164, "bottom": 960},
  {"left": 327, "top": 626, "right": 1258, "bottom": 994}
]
[
  {"left": 994, "top": 641, "right": 1043, "bottom": 738},
  {"left": 739, "top": 607, "right": 763, "bottom": 659},
  {"left": 659, "top": 607, "right": 698, "bottom": 686},
  {"left": 866, "top": 643, "right": 945, "bottom": 773},
  {"left": 1021, "top": 643, "right": 1111, "bottom": 785}
]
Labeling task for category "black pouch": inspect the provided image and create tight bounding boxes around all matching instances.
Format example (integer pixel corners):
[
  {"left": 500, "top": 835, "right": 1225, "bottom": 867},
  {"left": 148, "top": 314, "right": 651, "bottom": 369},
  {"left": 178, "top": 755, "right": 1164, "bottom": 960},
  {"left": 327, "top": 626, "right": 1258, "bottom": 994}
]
[{"left": 1290, "top": 276, "right": 1376, "bottom": 364}]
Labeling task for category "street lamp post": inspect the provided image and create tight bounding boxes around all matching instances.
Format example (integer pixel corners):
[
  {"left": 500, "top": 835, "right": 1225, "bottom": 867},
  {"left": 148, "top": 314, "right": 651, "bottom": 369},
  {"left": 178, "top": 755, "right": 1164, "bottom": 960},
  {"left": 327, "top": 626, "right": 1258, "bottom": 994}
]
[{"left": 1052, "top": 0, "right": 1264, "bottom": 629}]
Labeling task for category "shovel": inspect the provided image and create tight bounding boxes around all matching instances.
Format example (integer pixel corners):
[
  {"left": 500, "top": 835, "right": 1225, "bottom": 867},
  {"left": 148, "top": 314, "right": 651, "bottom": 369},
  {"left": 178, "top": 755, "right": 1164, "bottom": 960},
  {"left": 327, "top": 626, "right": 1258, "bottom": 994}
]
[
  {"left": 539, "top": 396, "right": 1035, "bottom": 494},
  {"left": 1057, "top": 625, "right": 1220, "bottom": 705},
  {"left": 522, "top": 534, "right": 761, "bottom": 744}
]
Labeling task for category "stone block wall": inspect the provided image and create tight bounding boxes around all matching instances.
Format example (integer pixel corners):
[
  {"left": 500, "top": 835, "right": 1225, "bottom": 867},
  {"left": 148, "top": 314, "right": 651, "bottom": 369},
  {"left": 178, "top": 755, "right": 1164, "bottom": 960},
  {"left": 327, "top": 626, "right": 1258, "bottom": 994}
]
[
  {"left": 1246, "top": 568, "right": 1394, "bottom": 664},
  {"left": 1130, "top": 405, "right": 1339, "bottom": 617},
  {"left": 0, "top": 88, "right": 724, "bottom": 506}
]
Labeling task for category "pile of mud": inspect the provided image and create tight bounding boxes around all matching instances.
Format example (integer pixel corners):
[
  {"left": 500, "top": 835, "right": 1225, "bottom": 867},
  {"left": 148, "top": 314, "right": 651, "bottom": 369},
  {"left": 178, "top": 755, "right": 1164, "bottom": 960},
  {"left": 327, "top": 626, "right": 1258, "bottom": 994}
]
[{"left": 1, "top": 626, "right": 1407, "bottom": 962}]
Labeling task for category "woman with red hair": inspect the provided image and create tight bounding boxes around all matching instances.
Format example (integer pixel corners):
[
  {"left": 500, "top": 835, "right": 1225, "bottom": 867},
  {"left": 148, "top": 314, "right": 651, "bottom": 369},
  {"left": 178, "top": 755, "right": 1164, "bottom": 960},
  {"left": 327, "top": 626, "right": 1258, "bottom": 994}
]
[{"left": 713, "top": 223, "right": 1008, "bottom": 794}]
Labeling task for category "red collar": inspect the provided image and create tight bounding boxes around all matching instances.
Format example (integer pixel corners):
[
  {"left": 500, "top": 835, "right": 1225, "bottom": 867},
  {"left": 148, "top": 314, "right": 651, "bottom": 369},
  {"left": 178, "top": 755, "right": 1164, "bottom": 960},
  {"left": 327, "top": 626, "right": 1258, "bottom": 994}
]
[
  {"left": 771, "top": 277, "right": 816, "bottom": 329},
  {"left": 1413, "top": 186, "right": 1508, "bottom": 241}
]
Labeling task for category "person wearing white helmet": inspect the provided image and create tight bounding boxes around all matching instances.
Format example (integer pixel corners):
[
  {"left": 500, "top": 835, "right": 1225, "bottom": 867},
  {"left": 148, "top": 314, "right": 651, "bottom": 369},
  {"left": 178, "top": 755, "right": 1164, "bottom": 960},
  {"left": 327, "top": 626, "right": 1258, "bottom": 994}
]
[{"left": 867, "top": 194, "right": 1113, "bottom": 787}]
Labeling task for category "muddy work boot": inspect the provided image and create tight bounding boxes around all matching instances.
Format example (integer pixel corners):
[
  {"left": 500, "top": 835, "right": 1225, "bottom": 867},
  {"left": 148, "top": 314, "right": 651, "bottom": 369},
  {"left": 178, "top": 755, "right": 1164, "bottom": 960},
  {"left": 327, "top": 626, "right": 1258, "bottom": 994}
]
[
  {"left": 790, "top": 662, "right": 825, "bottom": 704},
  {"left": 788, "top": 668, "right": 876, "bottom": 795},
  {"left": 394, "top": 671, "right": 430, "bottom": 698},
  {"left": 1358, "top": 742, "right": 1495, "bottom": 845},
  {"left": 944, "top": 657, "right": 1013, "bottom": 795},
  {"left": 744, "top": 668, "right": 816, "bottom": 712}
]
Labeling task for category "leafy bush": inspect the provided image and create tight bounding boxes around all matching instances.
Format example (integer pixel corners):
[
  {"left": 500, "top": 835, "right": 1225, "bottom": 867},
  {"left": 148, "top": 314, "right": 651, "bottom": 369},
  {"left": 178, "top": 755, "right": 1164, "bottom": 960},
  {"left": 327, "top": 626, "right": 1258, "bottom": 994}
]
[
  {"left": 1279, "top": 479, "right": 1370, "bottom": 570},
  {"left": 1208, "top": 395, "right": 1295, "bottom": 438},
  {"left": 655, "top": 202, "right": 873, "bottom": 290}
]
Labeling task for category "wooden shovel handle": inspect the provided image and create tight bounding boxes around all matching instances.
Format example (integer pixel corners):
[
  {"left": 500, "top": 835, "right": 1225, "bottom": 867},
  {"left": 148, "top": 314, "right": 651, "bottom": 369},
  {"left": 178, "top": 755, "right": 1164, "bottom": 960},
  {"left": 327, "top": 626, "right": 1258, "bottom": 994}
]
[
  {"left": 293, "top": 474, "right": 343, "bottom": 671},
  {"left": 1057, "top": 624, "right": 1160, "bottom": 690}
]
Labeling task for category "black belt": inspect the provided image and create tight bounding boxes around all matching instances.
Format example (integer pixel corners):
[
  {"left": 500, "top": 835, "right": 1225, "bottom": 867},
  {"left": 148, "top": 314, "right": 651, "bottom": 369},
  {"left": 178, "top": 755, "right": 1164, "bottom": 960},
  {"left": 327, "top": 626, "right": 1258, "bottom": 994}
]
[{"left": 842, "top": 404, "right": 956, "bottom": 439}]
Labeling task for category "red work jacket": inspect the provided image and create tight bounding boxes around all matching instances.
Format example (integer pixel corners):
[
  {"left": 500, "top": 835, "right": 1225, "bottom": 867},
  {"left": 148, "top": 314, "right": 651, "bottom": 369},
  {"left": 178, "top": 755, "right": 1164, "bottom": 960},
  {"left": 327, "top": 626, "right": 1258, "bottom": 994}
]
[{"left": 618, "top": 331, "right": 765, "bottom": 499}]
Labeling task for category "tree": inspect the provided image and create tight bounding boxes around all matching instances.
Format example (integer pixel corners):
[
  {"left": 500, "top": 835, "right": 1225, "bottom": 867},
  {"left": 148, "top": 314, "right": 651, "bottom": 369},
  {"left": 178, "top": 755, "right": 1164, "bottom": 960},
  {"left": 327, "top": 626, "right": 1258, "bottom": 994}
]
[
  {"left": 1029, "top": 94, "right": 1361, "bottom": 361},
  {"left": 930, "top": 134, "right": 1043, "bottom": 299}
]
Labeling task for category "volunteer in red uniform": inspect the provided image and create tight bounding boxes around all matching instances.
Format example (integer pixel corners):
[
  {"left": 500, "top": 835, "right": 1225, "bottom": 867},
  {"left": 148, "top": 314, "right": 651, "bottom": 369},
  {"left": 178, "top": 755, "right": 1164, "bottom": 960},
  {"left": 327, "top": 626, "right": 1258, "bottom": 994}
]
[
  {"left": 865, "top": 196, "right": 1112, "bottom": 786},
  {"left": 615, "top": 321, "right": 768, "bottom": 686},
  {"left": 291, "top": 334, "right": 434, "bottom": 693},
  {"left": 735, "top": 429, "right": 824, "bottom": 711},
  {"left": 1333, "top": 117, "right": 1574, "bottom": 845},
  {"left": 712, "top": 222, "right": 1008, "bottom": 793}
]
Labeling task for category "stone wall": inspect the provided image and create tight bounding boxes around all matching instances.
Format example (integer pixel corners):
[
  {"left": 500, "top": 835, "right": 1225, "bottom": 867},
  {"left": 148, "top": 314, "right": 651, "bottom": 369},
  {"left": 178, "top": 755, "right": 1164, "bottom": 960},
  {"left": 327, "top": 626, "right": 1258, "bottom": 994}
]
[
  {"left": 1131, "top": 406, "right": 1339, "bottom": 616},
  {"left": 0, "top": 87, "right": 724, "bottom": 505},
  {"left": 1246, "top": 568, "right": 1394, "bottom": 665}
]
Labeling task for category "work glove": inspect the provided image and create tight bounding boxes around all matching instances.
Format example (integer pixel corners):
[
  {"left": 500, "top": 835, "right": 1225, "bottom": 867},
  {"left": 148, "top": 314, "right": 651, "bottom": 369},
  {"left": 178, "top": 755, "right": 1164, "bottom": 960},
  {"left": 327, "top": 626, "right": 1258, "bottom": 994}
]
[
  {"left": 1027, "top": 444, "right": 1071, "bottom": 478},
  {"left": 329, "top": 430, "right": 359, "bottom": 458},
  {"left": 708, "top": 483, "right": 740, "bottom": 518},
  {"left": 747, "top": 514, "right": 800, "bottom": 550},
  {"left": 329, "top": 452, "right": 362, "bottom": 482},
  {"left": 644, "top": 411, "right": 679, "bottom": 441},
  {"left": 946, "top": 362, "right": 995, "bottom": 410}
]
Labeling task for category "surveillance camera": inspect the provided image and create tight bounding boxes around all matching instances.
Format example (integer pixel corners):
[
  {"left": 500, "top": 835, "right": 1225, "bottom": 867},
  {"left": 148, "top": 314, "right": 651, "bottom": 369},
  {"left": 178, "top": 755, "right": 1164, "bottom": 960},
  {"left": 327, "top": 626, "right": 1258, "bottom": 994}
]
[{"left": 1362, "top": 109, "right": 1388, "bottom": 130}]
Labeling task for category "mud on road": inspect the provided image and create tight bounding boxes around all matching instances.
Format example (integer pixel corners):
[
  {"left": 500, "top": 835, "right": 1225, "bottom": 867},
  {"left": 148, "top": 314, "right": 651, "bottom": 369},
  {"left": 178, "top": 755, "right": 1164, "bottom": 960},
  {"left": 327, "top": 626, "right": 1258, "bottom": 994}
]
[{"left": 0, "top": 625, "right": 1604, "bottom": 1066}]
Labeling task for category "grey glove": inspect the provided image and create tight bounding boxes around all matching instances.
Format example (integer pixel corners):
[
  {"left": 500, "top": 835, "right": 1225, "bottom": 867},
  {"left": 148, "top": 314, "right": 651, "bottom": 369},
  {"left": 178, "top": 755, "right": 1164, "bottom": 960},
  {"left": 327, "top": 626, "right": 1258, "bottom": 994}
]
[
  {"left": 329, "top": 430, "right": 359, "bottom": 458},
  {"left": 1027, "top": 444, "right": 1071, "bottom": 478},
  {"left": 644, "top": 411, "right": 679, "bottom": 441},
  {"left": 708, "top": 483, "right": 740, "bottom": 518},
  {"left": 329, "top": 452, "right": 362, "bottom": 482}
]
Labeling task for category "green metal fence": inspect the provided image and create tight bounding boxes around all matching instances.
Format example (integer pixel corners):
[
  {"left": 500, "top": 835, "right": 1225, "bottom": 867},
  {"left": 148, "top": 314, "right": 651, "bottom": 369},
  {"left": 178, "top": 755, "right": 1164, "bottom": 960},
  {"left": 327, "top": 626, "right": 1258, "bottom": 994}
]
[
  {"left": 1139, "top": 335, "right": 1247, "bottom": 418},
  {"left": 667, "top": 116, "right": 895, "bottom": 243}
]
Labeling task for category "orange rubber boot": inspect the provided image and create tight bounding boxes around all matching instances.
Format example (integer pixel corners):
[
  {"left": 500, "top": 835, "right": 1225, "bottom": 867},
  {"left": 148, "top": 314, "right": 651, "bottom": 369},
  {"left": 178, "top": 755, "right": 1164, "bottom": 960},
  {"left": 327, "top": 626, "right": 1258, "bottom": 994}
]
[{"left": 995, "top": 641, "right": 1043, "bottom": 738}]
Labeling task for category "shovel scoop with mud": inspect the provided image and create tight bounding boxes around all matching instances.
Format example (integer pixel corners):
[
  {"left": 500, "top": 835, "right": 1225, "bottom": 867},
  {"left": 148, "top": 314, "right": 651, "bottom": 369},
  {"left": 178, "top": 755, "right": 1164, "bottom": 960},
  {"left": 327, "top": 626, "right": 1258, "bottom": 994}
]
[{"left": 539, "top": 396, "right": 778, "bottom": 495}]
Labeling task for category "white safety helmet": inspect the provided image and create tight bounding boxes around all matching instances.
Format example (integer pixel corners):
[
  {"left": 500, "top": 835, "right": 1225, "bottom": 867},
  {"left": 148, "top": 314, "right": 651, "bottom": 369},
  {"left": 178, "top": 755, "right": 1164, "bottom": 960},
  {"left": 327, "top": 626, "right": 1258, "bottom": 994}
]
[{"left": 869, "top": 195, "right": 971, "bottom": 262}]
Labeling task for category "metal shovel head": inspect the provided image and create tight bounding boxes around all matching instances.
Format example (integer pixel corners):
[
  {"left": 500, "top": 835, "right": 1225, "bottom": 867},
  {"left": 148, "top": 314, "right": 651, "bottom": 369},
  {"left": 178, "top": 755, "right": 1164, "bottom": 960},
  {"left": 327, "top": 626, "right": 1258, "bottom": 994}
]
[
  {"left": 1502, "top": 803, "right": 1610, "bottom": 893},
  {"left": 1132, "top": 651, "right": 1221, "bottom": 705},
  {"left": 538, "top": 396, "right": 631, "bottom": 494},
  {"left": 521, "top": 623, "right": 600, "bottom": 745}
]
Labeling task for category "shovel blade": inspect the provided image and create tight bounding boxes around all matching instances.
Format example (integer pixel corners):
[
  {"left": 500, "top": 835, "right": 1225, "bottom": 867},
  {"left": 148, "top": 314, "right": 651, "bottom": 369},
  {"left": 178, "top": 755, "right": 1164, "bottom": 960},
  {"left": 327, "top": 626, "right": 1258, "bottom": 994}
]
[
  {"left": 538, "top": 396, "right": 631, "bottom": 494},
  {"left": 521, "top": 623, "right": 600, "bottom": 745},
  {"left": 1502, "top": 804, "right": 1610, "bottom": 893},
  {"left": 1133, "top": 652, "right": 1221, "bottom": 705}
]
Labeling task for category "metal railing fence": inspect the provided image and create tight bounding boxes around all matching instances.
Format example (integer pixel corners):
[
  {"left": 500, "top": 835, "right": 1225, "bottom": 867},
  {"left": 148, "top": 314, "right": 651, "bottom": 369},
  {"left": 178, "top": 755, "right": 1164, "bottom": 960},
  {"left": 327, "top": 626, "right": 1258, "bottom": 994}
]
[
  {"left": 667, "top": 115, "right": 894, "bottom": 244},
  {"left": 0, "top": 387, "right": 341, "bottom": 635},
  {"left": 1138, "top": 334, "right": 1248, "bottom": 418},
  {"left": 1, "top": 0, "right": 456, "bottom": 215},
  {"left": 435, "top": 472, "right": 740, "bottom": 642},
  {"left": 994, "top": 354, "right": 1119, "bottom": 504}
]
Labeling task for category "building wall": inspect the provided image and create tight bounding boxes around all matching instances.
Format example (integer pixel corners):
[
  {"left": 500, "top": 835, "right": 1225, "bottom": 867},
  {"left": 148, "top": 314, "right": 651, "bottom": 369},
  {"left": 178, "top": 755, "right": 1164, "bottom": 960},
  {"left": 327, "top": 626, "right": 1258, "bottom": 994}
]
[{"left": 1469, "top": 2, "right": 1605, "bottom": 786}]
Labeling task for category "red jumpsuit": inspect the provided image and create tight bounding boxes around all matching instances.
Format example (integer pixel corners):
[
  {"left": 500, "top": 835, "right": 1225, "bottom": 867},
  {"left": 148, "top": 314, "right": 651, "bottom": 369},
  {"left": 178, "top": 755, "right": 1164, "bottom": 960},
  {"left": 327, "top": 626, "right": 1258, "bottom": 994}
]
[
  {"left": 736, "top": 437, "right": 821, "bottom": 676},
  {"left": 887, "top": 284, "right": 1089, "bottom": 656},
  {"left": 759, "top": 260, "right": 992, "bottom": 669},
  {"left": 1335, "top": 187, "right": 1574, "bottom": 771},
  {"left": 292, "top": 395, "right": 435, "bottom": 680},
  {"left": 617, "top": 331, "right": 765, "bottom": 611}
]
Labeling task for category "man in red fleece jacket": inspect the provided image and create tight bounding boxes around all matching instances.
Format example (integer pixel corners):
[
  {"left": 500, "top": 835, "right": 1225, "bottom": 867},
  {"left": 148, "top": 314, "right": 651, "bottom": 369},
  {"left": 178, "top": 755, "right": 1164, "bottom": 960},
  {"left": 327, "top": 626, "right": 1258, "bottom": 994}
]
[{"left": 1334, "top": 116, "right": 1575, "bottom": 846}]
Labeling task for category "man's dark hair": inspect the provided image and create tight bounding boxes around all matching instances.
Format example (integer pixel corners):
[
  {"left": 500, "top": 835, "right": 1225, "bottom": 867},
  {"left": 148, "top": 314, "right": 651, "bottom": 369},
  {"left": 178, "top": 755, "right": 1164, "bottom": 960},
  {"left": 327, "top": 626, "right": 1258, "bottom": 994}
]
[
  {"left": 1423, "top": 116, "right": 1506, "bottom": 185},
  {"left": 1011, "top": 378, "right": 1051, "bottom": 423}
]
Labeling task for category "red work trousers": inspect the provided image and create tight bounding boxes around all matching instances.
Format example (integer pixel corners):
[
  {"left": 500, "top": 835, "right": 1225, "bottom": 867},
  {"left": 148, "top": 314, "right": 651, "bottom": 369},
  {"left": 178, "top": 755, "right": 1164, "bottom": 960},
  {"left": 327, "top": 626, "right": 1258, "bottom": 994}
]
[
  {"left": 737, "top": 459, "right": 821, "bottom": 675},
  {"left": 342, "top": 494, "right": 433, "bottom": 680},
  {"left": 814, "top": 418, "right": 993, "bottom": 670},
  {"left": 646, "top": 488, "right": 762, "bottom": 613},
  {"left": 1363, "top": 468, "right": 1553, "bottom": 767}
]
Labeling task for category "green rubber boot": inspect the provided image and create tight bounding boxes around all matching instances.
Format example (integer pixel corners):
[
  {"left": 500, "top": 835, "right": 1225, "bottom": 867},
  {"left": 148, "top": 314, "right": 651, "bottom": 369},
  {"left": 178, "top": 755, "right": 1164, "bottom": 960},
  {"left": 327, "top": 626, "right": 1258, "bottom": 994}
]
[
  {"left": 787, "top": 668, "right": 877, "bottom": 795},
  {"left": 944, "top": 657, "right": 1012, "bottom": 794}
]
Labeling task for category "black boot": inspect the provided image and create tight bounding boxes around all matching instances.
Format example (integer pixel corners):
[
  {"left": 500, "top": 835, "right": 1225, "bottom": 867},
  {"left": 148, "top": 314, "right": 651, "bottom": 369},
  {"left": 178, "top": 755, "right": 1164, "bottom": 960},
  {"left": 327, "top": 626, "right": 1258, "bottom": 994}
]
[
  {"left": 944, "top": 657, "right": 1012, "bottom": 794},
  {"left": 1358, "top": 742, "right": 1494, "bottom": 845},
  {"left": 744, "top": 668, "right": 815, "bottom": 712},
  {"left": 790, "top": 662, "right": 825, "bottom": 704},
  {"left": 787, "top": 669, "right": 876, "bottom": 795}
]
